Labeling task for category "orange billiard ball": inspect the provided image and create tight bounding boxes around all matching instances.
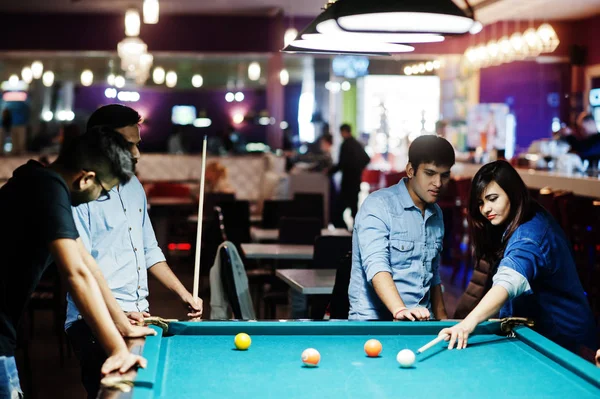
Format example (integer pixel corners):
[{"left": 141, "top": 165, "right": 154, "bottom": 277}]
[
  {"left": 301, "top": 348, "right": 320, "bottom": 367},
  {"left": 364, "top": 339, "right": 382, "bottom": 357}
]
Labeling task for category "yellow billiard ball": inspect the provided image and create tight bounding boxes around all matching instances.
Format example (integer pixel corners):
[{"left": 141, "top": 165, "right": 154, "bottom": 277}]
[{"left": 234, "top": 333, "right": 251, "bottom": 350}]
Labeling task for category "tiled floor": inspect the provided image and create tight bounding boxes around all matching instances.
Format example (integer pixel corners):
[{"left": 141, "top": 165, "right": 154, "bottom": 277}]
[{"left": 14, "top": 262, "right": 467, "bottom": 398}]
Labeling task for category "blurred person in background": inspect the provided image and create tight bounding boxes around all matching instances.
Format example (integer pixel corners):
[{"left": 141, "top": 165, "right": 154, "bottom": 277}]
[
  {"left": 557, "top": 113, "right": 600, "bottom": 165},
  {"left": 329, "top": 124, "right": 370, "bottom": 228},
  {"left": 205, "top": 161, "right": 235, "bottom": 194}
]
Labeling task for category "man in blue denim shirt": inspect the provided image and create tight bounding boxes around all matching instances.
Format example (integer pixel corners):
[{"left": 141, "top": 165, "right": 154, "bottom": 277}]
[
  {"left": 65, "top": 105, "right": 203, "bottom": 399},
  {"left": 349, "top": 135, "right": 455, "bottom": 320}
]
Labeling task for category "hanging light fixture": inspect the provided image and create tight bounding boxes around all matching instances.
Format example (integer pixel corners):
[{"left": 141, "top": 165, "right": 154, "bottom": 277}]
[
  {"left": 486, "top": 40, "right": 500, "bottom": 66},
  {"left": 537, "top": 23, "right": 559, "bottom": 53},
  {"left": 42, "top": 71, "right": 54, "bottom": 87},
  {"left": 284, "top": 28, "right": 299, "bottom": 47},
  {"left": 114, "top": 75, "right": 126, "bottom": 88},
  {"left": 117, "top": 37, "right": 153, "bottom": 84},
  {"left": 143, "top": 0, "right": 159, "bottom": 24},
  {"left": 125, "top": 9, "right": 141, "bottom": 37},
  {"left": 248, "top": 62, "right": 261, "bottom": 81},
  {"left": 475, "top": 44, "right": 489, "bottom": 68},
  {"left": 153, "top": 67, "right": 165, "bottom": 84},
  {"left": 31, "top": 61, "right": 44, "bottom": 79},
  {"left": 280, "top": 69, "right": 290, "bottom": 86},
  {"left": 283, "top": 0, "right": 460, "bottom": 55},
  {"left": 313, "top": 19, "right": 445, "bottom": 43},
  {"left": 80, "top": 70, "right": 94, "bottom": 86},
  {"left": 523, "top": 27, "right": 542, "bottom": 57},
  {"left": 287, "top": 36, "right": 413, "bottom": 55},
  {"left": 317, "top": 0, "right": 478, "bottom": 36},
  {"left": 21, "top": 67, "right": 33, "bottom": 84},
  {"left": 510, "top": 32, "right": 527, "bottom": 60},
  {"left": 498, "top": 21, "right": 514, "bottom": 64},
  {"left": 165, "top": 71, "right": 177, "bottom": 88},
  {"left": 192, "top": 74, "right": 204, "bottom": 88}
]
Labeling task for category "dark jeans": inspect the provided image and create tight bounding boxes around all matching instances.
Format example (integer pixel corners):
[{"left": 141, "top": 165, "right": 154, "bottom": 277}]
[
  {"left": 332, "top": 190, "right": 359, "bottom": 229},
  {"left": 66, "top": 320, "right": 106, "bottom": 399}
]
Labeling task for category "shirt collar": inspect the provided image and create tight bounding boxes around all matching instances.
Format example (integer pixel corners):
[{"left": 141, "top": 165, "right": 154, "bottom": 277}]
[
  {"left": 397, "top": 177, "right": 438, "bottom": 218},
  {"left": 397, "top": 178, "right": 415, "bottom": 210}
]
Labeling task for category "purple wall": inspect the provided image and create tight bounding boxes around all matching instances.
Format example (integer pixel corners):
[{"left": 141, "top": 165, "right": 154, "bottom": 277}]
[
  {"left": 0, "top": 13, "right": 284, "bottom": 53},
  {"left": 73, "top": 85, "right": 268, "bottom": 152},
  {"left": 480, "top": 61, "right": 571, "bottom": 151},
  {"left": 577, "top": 15, "right": 600, "bottom": 66}
]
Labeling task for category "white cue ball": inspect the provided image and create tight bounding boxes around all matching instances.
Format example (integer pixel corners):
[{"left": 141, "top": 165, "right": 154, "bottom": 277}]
[{"left": 396, "top": 349, "right": 416, "bottom": 368}]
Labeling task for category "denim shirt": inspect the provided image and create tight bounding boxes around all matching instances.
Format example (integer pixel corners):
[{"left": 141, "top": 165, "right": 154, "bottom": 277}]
[
  {"left": 65, "top": 176, "right": 166, "bottom": 330},
  {"left": 493, "top": 208, "right": 597, "bottom": 352},
  {"left": 349, "top": 178, "right": 444, "bottom": 320}
]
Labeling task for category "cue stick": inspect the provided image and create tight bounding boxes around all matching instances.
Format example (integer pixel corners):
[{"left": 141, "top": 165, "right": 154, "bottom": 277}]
[
  {"left": 192, "top": 136, "right": 208, "bottom": 299},
  {"left": 416, "top": 334, "right": 449, "bottom": 354}
]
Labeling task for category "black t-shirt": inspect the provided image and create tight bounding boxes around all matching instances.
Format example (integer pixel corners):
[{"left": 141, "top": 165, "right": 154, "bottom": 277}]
[{"left": 0, "top": 160, "right": 79, "bottom": 356}]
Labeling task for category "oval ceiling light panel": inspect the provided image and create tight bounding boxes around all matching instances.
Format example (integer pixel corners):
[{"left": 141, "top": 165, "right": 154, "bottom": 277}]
[
  {"left": 327, "top": 0, "right": 476, "bottom": 35},
  {"left": 290, "top": 35, "right": 414, "bottom": 53},
  {"left": 337, "top": 12, "right": 474, "bottom": 34},
  {"left": 315, "top": 19, "right": 445, "bottom": 43}
]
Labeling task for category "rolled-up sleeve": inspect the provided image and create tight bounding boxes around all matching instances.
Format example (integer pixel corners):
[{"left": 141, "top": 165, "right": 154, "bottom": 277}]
[
  {"left": 141, "top": 193, "right": 166, "bottom": 269},
  {"left": 493, "top": 238, "right": 541, "bottom": 299},
  {"left": 355, "top": 197, "right": 391, "bottom": 283}
]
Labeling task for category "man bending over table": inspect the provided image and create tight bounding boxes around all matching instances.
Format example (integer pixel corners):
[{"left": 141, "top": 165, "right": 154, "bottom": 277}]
[
  {"left": 0, "top": 128, "right": 155, "bottom": 398},
  {"left": 349, "top": 135, "right": 455, "bottom": 321}
]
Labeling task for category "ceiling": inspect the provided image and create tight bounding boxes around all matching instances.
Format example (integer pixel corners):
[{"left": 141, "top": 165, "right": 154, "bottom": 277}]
[
  {"left": 457, "top": 0, "right": 600, "bottom": 24},
  {"left": 0, "top": 0, "right": 325, "bottom": 16},
  {"left": 0, "top": 0, "right": 598, "bottom": 22}
]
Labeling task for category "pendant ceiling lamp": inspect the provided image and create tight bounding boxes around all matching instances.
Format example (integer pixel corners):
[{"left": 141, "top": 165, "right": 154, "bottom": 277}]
[
  {"left": 282, "top": 5, "right": 414, "bottom": 56},
  {"left": 319, "top": 0, "right": 478, "bottom": 35},
  {"left": 283, "top": 0, "right": 477, "bottom": 55}
]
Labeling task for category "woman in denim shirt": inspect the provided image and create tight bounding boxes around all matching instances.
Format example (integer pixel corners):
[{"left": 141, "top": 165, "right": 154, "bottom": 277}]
[{"left": 440, "top": 161, "right": 597, "bottom": 355}]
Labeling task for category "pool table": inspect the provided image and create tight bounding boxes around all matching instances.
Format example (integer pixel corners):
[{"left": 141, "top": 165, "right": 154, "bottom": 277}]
[{"left": 101, "top": 320, "right": 600, "bottom": 399}]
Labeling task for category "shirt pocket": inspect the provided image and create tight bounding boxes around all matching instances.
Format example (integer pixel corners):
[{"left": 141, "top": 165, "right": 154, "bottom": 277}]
[{"left": 390, "top": 239, "right": 415, "bottom": 269}]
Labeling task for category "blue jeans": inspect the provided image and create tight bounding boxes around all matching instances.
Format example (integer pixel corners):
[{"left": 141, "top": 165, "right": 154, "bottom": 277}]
[{"left": 0, "top": 356, "right": 23, "bottom": 399}]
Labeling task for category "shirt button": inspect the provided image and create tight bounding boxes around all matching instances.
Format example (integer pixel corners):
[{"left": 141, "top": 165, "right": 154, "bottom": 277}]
[
  {"left": 129, "top": 227, "right": 132, "bottom": 231},
  {"left": 138, "top": 285, "right": 141, "bottom": 289},
  {"left": 138, "top": 267, "right": 141, "bottom": 271},
  {"left": 77, "top": 315, "right": 82, "bottom": 320},
  {"left": 124, "top": 208, "right": 126, "bottom": 212},
  {"left": 134, "top": 248, "right": 137, "bottom": 251},
  {"left": 139, "top": 208, "right": 142, "bottom": 212}
]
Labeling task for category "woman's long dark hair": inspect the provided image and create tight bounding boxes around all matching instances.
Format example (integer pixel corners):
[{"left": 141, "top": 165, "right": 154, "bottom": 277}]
[{"left": 468, "top": 160, "right": 535, "bottom": 265}]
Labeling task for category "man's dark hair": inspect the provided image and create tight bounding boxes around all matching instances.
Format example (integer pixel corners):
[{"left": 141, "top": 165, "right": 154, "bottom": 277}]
[
  {"left": 321, "top": 133, "right": 333, "bottom": 145},
  {"left": 340, "top": 124, "right": 352, "bottom": 134},
  {"left": 56, "top": 126, "right": 134, "bottom": 184},
  {"left": 408, "top": 135, "right": 455, "bottom": 172},
  {"left": 87, "top": 104, "right": 141, "bottom": 130}
]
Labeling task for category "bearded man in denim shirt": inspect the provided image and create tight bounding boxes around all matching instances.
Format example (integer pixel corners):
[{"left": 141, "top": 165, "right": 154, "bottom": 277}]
[
  {"left": 65, "top": 105, "right": 203, "bottom": 398},
  {"left": 349, "top": 135, "right": 455, "bottom": 321}
]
